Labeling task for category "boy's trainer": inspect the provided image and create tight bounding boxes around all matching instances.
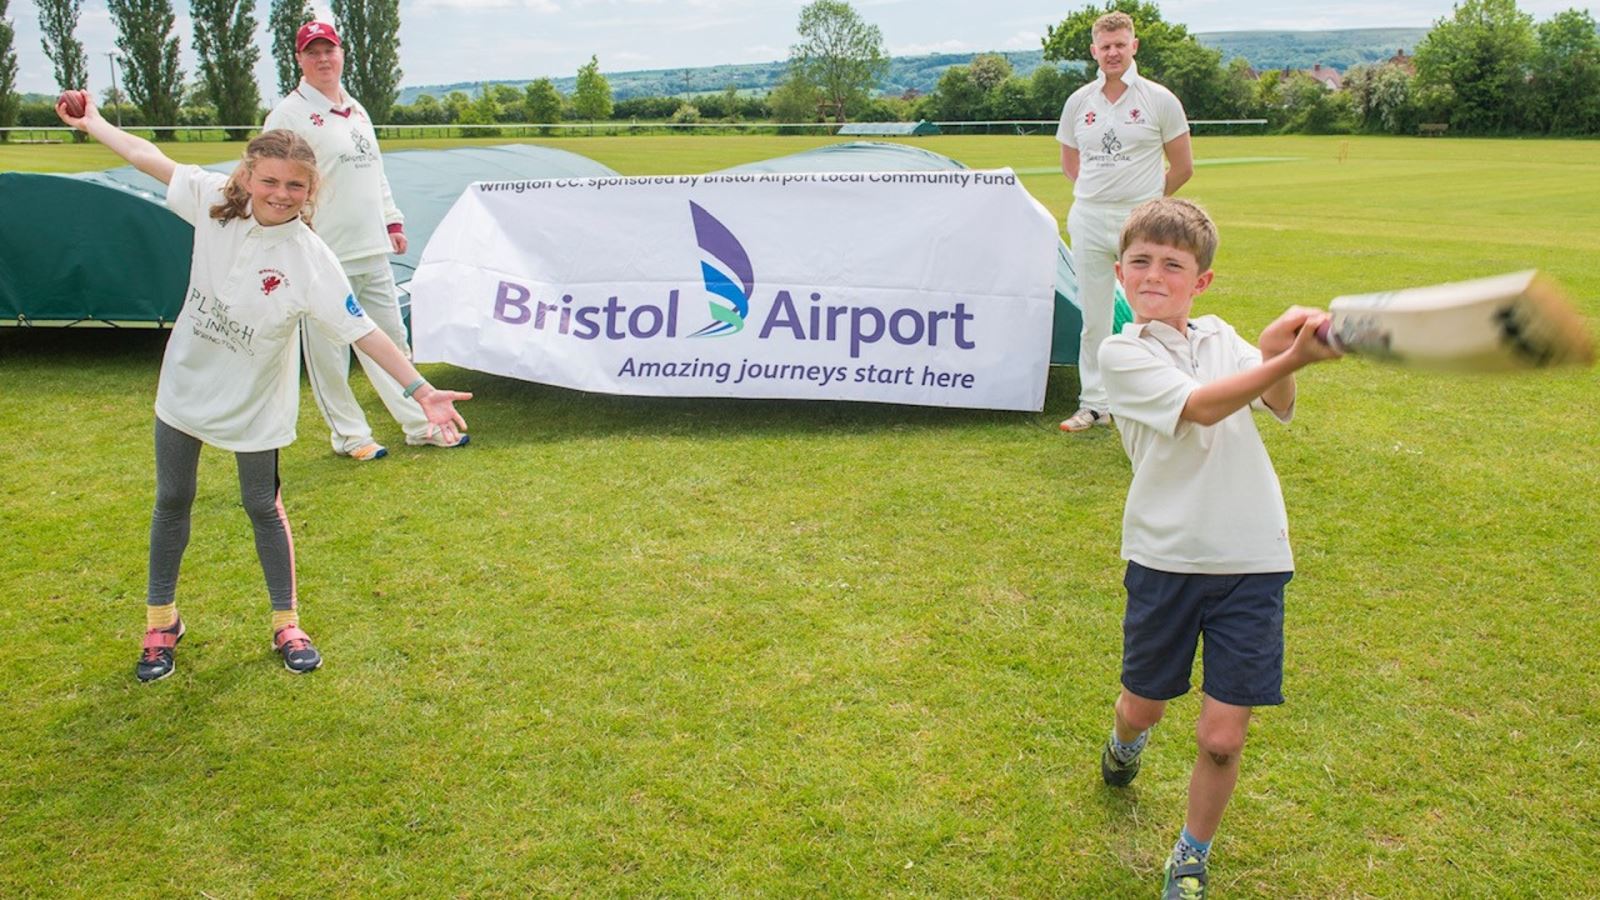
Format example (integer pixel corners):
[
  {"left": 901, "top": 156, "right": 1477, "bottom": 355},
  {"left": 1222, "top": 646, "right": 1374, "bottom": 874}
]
[
  {"left": 1101, "top": 735, "right": 1143, "bottom": 786},
  {"left": 136, "top": 618, "right": 185, "bottom": 682},
  {"left": 1163, "top": 854, "right": 1207, "bottom": 899}
]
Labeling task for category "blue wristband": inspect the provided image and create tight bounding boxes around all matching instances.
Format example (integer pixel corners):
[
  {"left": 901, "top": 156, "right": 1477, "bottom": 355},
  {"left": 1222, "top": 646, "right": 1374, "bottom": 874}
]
[{"left": 403, "top": 378, "right": 428, "bottom": 399}]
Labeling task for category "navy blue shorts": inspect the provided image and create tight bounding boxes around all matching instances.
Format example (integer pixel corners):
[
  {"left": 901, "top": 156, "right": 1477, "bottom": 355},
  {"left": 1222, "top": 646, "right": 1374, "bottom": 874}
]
[{"left": 1121, "top": 561, "right": 1292, "bottom": 707}]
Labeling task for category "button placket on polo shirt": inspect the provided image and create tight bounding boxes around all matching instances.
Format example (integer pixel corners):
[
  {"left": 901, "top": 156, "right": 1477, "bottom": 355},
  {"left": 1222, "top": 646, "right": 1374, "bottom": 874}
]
[
  {"left": 1145, "top": 322, "right": 1198, "bottom": 376},
  {"left": 218, "top": 226, "right": 266, "bottom": 303},
  {"left": 1185, "top": 327, "right": 1207, "bottom": 377},
  {"left": 220, "top": 223, "right": 298, "bottom": 305}
]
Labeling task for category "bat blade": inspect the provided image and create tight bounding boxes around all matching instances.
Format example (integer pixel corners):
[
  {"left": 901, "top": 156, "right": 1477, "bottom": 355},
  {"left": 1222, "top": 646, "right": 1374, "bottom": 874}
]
[{"left": 1319, "top": 270, "right": 1595, "bottom": 372}]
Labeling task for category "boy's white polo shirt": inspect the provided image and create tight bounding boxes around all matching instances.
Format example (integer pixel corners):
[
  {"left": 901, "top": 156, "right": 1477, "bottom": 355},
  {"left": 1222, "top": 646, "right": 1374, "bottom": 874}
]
[
  {"left": 156, "top": 165, "right": 375, "bottom": 452},
  {"left": 1100, "top": 315, "right": 1296, "bottom": 575},
  {"left": 1055, "top": 62, "right": 1189, "bottom": 205},
  {"left": 263, "top": 80, "right": 401, "bottom": 267}
]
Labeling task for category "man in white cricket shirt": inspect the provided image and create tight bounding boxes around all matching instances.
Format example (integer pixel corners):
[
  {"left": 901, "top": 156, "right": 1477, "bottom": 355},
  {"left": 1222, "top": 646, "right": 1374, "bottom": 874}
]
[
  {"left": 265, "top": 21, "right": 468, "bottom": 459},
  {"left": 1056, "top": 11, "right": 1194, "bottom": 433}
]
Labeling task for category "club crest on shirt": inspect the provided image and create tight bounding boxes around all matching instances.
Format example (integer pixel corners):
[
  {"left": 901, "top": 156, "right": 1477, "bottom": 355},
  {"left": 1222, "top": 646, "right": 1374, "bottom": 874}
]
[
  {"left": 259, "top": 269, "right": 288, "bottom": 296},
  {"left": 338, "top": 128, "right": 379, "bottom": 168},
  {"left": 1127, "top": 108, "right": 1145, "bottom": 124},
  {"left": 345, "top": 294, "right": 366, "bottom": 318},
  {"left": 310, "top": 112, "right": 325, "bottom": 127}
]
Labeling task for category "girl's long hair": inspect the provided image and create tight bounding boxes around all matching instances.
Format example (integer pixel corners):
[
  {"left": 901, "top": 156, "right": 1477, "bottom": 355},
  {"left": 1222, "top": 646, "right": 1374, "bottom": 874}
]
[{"left": 209, "top": 129, "right": 321, "bottom": 227}]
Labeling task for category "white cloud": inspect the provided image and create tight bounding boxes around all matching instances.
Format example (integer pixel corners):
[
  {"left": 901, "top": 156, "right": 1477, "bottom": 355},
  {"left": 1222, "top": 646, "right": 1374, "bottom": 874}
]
[
  {"left": 573, "top": 14, "right": 746, "bottom": 31},
  {"left": 1001, "top": 31, "right": 1042, "bottom": 50},
  {"left": 414, "top": 0, "right": 559, "bottom": 10}
]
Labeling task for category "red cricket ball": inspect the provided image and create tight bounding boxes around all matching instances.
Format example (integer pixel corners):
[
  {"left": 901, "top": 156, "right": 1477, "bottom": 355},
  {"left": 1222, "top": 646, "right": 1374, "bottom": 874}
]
[{"left": 59, "top": 89, "right": 89, "bottom": 119}]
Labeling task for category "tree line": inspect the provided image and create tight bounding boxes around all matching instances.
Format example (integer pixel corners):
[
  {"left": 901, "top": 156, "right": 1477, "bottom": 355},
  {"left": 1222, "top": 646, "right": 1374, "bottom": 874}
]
[
  {"left": 936, "top": 0, "right": 1598, "bottom": 136},
  {"left": 385, "top": 0, "right": 1597, "bottom": 138},
  {"left": 0, "top": 0, "right": 403, "bottom": 141},
  {"left": 2, "top": 0, "right": 1595, "bottom": 140}
]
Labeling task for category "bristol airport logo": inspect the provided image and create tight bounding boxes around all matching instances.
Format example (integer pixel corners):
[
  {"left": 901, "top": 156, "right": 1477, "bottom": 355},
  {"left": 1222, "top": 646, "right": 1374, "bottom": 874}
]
[{"left": 687, "top": 201, "right": 754, "bottom": 338}]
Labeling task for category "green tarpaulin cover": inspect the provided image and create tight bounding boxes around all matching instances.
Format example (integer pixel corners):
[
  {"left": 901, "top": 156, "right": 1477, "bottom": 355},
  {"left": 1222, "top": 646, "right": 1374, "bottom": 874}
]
[
  {"left": 0, "top": 171, "right": 193, "bottom": 326},
  {"left": 0, "top": 144, "right": 620, "bottom": 327}
]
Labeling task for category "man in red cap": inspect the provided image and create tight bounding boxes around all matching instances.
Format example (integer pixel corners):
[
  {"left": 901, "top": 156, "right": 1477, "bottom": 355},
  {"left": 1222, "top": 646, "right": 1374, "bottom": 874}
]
[{"left": 264, "top": 22, "right": 469, "bottom": 460}]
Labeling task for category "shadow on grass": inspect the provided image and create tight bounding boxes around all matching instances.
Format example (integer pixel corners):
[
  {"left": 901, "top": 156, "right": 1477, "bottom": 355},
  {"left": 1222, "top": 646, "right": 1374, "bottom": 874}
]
[
  {"left": 1094, "top": 782, "right": 1155, "bottom": 872},
  {"left": 1, "top": 328, "right": 1088, "bottom": 443},
  {"left": 0, "top": 325, "right": 167, "bottom": 364},
  {"left": 37, "top": 621, "right": 267, "bottom": 766},
  {"left": 1096, "top": 781, "right": 1144, "bottom": 821}
]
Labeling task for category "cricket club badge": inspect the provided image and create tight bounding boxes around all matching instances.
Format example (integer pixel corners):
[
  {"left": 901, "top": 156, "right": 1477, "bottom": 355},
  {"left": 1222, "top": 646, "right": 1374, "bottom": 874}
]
[
  {"left": 259, "top": 269, "right": 288, "bottom": 296},
  {"left": 1127, "top": 108, "right": 1144, "bottom": 124}
]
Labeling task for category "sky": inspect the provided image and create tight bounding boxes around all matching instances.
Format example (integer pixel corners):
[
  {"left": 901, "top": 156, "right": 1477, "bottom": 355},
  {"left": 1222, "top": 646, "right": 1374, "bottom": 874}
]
[{"left": 7, "top": 0, "right": 1598, "bottom": 101}]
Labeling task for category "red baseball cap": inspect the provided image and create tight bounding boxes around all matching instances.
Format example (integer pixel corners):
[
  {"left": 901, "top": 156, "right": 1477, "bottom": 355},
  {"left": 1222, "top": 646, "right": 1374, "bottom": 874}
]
[{"left": 295, "top": 21, "right": 342, "bottom": 52}]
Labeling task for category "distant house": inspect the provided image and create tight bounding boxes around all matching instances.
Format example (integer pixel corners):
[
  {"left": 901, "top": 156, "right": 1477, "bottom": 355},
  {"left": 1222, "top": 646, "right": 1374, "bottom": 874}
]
[
  {"left": 1386, "top": 48, "right": 1417, "bottom": 74},
  {"left": 1302, "top": 63, "right": 1343, "bottom": 91}
]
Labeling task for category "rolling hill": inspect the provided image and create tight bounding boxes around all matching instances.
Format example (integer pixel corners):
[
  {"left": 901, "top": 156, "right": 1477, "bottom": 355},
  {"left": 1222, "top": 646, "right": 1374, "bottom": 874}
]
[{"left": 396, "top": 27, "right": 1433, "bottom": 107}]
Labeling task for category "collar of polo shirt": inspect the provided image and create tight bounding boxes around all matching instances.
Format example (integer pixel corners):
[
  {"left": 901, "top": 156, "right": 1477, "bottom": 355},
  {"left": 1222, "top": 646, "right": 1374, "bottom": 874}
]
[
  {"left": 296, "top": 79, "right": 350, "bottom": 113},
  {"left": 242, "top": 210, "right": 305, "bottom": 241},
  {"left": 1096, "top": 58, "right": 1143, "bottom": 87}
]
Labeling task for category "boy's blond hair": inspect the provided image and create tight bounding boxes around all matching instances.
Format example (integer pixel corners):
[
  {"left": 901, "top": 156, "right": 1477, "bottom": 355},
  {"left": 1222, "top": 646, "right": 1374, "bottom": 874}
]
[
  {"left": 1092, "top": 11, "right": 1135, "bottom": 37},
  {"left": 1120, "top": 198, "right": 1219, "bottom": 272}
]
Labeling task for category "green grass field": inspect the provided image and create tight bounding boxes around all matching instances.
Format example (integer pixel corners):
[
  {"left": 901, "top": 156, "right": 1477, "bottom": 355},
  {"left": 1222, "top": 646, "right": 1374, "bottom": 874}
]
[{"left": 2, "top": 135, "right": 1597, "bottom": 897}]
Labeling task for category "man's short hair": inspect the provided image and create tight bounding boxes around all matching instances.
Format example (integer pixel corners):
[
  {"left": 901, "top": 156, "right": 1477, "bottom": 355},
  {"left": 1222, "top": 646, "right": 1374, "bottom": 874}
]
[
  {"left": 1093, "top": 12, "right": 1135, "bottom": 38},
  {"left": 1121, "top": 198, "right": 1219, "bottom": 272}
]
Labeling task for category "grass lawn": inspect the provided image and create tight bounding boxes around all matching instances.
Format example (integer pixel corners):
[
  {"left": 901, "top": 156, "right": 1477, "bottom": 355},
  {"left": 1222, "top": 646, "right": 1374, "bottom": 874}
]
[{"left": 1, "top": 134, "right": 1596, "bottom": 896}]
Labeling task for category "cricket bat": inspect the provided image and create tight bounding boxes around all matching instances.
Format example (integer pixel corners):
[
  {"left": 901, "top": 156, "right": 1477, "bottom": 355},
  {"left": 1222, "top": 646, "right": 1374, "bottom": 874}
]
[{"left": 1313, "top": 270, "right": 1595, "bottom": 373}]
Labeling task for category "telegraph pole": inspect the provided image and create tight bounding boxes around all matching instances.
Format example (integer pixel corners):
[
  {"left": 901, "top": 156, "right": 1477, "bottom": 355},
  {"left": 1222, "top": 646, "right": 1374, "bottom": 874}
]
[{"left": 105, "top": 51, "right": 123, "bottom": 127}]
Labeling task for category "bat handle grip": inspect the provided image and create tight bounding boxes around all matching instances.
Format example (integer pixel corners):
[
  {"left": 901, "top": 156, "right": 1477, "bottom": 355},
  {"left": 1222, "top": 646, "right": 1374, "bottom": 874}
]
[{"left": 1314, "top": 319, "right": 1335, "bottom": 347}]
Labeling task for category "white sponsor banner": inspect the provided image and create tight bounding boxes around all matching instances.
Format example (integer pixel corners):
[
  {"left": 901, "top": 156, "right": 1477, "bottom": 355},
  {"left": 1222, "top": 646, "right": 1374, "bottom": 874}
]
[{"left": 410, "top": 169, "right": 1058, "bottom": 410}]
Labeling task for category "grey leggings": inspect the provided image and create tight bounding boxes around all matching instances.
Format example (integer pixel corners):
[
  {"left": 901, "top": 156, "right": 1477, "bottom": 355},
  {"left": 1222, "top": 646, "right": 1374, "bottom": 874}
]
[{"left": 147, "top": 418, "right": 297, "bottom": 611}]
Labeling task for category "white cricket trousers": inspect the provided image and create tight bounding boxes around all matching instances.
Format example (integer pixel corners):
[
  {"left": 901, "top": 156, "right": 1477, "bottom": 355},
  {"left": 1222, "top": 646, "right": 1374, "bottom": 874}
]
[
  {"left": 1067, "top": 199, "right": 1140, "bottom": 413},
  {"left": 303, "top": 260, "right": 429, "bottom": 453}
]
